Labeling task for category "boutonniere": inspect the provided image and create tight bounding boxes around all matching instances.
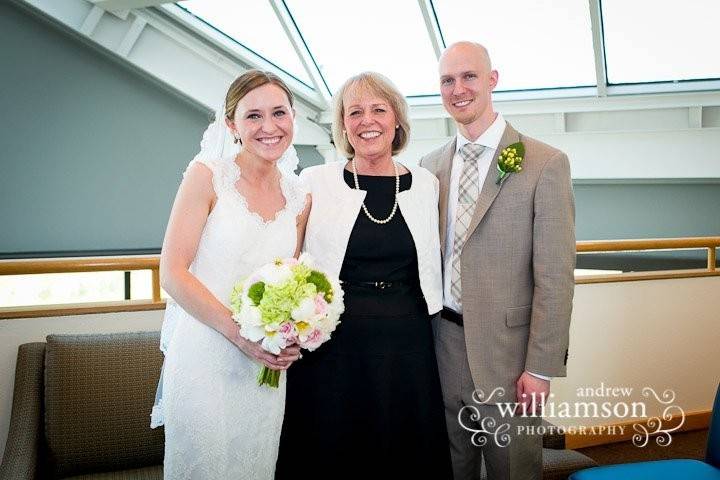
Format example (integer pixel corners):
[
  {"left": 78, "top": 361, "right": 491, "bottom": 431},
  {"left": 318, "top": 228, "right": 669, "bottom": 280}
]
[{"left": 495, "top": 142, "right": 525, "bottom": 185}]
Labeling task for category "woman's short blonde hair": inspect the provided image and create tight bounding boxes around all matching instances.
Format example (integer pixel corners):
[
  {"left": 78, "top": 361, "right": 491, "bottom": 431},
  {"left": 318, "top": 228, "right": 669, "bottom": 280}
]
[{"left": 331, "top": 72, "right": 410, "bottom": 159}]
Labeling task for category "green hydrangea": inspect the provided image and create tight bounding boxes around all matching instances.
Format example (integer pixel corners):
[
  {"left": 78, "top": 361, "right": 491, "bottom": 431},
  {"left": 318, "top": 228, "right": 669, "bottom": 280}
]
[
  {"left": 257, "top": 278, "right": 317, "bottom": 325},
  {"left": 307, "top": 270, "right": 333, "bottom": 302},
  {"left": 247, "top": 282, "right": 266, "bottom": 306},
  {"left": 291, "top": 262, "right": 312, "bottom": 282}
]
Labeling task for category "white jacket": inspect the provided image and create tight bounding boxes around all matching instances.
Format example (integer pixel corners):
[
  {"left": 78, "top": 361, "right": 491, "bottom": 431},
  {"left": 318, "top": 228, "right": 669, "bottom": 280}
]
[{"left": 300, "top": 161, "right": 443, "bottom": 315}]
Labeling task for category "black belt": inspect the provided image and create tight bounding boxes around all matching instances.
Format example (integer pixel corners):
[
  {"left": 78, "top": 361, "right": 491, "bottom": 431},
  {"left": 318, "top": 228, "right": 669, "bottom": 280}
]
[
  {"left": 341, "top": 279, "right": 412, "bottom": 291},
  {"left": 442, "top": 307, "right": 464, "bottom": 326}
]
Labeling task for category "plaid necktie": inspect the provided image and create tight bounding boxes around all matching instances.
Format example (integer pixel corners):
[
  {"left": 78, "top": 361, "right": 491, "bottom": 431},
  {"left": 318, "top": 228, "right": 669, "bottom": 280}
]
[{"left": 451, "top": 143, "right": 486, "bottom": 305}]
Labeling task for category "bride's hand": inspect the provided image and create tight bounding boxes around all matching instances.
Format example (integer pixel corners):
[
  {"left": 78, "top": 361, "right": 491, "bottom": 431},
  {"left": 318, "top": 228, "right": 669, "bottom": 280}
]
[
  {"left": 226, "top": 326, "right": 301, "bottom": 371},
  {"left": 277, "top": 344, "right": 302, "bottom": 368}
]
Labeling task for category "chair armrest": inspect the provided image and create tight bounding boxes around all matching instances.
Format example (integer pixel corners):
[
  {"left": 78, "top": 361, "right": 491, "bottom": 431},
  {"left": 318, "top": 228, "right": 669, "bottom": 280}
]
[{"left": 0, "top": 343, "right": 46, "bottom": 480}]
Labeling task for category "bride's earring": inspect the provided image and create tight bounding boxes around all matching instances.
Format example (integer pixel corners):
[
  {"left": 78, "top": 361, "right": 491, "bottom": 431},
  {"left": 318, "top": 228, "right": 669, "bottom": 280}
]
[{"left": 234, "top": 134, "right": 242, "bottom": 145}]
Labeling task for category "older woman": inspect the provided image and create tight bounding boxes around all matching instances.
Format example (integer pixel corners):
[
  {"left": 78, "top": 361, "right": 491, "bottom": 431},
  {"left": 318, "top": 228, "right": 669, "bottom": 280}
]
[{"left": 276, "top": 72, "right": 451, "bottom": 479}]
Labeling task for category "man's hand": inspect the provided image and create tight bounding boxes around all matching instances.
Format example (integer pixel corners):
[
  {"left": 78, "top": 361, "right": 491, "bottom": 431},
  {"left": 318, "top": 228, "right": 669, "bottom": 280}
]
[{"left": 516, "top": 371, "right": 550, "bottom": 415}]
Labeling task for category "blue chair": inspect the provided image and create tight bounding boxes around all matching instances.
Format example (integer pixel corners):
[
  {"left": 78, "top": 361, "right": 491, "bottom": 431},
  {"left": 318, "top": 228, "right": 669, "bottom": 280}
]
[{"left": 570, "top": 382, "right": 720, "bottom": 480}]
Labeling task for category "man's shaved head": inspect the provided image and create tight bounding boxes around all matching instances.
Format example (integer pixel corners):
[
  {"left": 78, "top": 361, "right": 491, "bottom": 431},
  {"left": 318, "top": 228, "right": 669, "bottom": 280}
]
[
  {"left": 438, "top": 41, "right": 498, "bottom": 140},
  {"left": 439, "top": 41, "right": 492, "bottom": 73}
]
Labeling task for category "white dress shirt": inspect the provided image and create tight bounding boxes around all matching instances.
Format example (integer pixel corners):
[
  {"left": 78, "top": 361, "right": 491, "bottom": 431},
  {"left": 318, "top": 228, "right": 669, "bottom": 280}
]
[
  {"left": 442, "top": 113, "right": 549, "bottom": 381},
  {"left": 443, "top": 113, "right": 506, "bottom": 312}
]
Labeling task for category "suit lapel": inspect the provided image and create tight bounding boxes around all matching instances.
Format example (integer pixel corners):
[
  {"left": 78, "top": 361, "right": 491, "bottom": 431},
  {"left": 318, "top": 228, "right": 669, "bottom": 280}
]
[
  {"left": 436, "top": 139, "right": 456, "bottom": 256},
  {"left": 465, "top": 123, "right": 520, "bottom": 241}
]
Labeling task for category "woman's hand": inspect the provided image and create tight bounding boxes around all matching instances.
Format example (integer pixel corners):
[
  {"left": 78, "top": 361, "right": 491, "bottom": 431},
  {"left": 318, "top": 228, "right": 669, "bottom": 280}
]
[
  {"left": 277, "top": 344, "right": 302, "bottom": 369},
  {"left": 227, "top": 326, "right": 301, "bottom": 371}
]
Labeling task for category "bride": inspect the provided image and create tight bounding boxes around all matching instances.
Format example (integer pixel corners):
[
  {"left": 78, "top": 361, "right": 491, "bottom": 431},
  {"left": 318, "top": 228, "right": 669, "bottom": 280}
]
[{"left": 151, "top": 70, "right": 310, "bottom": 479}]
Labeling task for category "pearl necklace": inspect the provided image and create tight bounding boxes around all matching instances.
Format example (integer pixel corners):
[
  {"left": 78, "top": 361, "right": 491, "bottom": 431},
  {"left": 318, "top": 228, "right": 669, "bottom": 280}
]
[{"left": 351, "top": 158, "right": 400, "bottom": 225}]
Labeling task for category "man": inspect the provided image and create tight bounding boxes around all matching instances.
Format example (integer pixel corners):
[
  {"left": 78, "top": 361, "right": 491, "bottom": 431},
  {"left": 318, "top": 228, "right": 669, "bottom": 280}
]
[{"left": 420, "top": 42, "right": 575, "bottom": 480}]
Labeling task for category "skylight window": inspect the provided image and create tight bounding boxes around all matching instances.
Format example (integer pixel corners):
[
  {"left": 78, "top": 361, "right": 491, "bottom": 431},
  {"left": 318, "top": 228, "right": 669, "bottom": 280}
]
[
  {"left": 601, "top": 0, "right": 720, "bottom": 84},
  {"left": 284, "top": 0, "right": 441, "bottom": 96},
  {"left": 177, "top": 0, "right": 313, "bottom": 87},
  {"left": 432, "top": 0, "right": 597, "bottom": 91}
]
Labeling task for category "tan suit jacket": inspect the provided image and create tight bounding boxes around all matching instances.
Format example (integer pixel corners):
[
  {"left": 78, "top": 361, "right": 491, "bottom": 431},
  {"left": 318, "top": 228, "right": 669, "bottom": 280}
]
[{"left": 420, "top": 121, "right": 575, "bottom": 402}]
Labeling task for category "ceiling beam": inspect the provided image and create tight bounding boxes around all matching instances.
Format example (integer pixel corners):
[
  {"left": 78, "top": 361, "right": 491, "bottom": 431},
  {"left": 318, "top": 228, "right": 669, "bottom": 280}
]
[
  {"left": 588, "top": 0, "right": 608, "bottom": 97},
  {"left": 79, "top": 5, "right": 104, "bottom": 35},
  {"left": 116, "top": 16, "right": 146, "bottom": 57},
  {"left": 268, "top": 0, "right": 332, "bottom": 108},
  {"left": 89, "top": 0, "right": 172, "bottom": 11},
  {"left": 418, "top": 0, "right": 445, "bottom": 59},
  {"left": 316, "top": 89, "right": 720, "bottom": 123}
]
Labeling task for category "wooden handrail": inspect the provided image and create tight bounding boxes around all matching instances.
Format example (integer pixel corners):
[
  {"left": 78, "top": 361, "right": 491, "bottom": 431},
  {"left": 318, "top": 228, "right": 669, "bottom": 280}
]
[
  {"left": 0, "top": 237, "right": 717, "bottom": 318},
  {"left": 575, "top": 236, "right": 718, "bottom": 278},
  {"left": 1, "top": 237, "right": 717, "bottom": 276},
  {"left": 0, "top": 256, "right": 159, "bottom": 275},
  {"left": 576, "top": 237, "right": 720, "bottom": 253},
  {"left": 0, "top": 299, "right": 166, "bottom": 319}
]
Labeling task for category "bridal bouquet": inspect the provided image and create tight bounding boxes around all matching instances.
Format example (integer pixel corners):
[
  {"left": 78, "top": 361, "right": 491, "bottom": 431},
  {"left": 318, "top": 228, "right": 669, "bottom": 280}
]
[{"left": 229, "top": 254, "right": 344, "bottom": 387}]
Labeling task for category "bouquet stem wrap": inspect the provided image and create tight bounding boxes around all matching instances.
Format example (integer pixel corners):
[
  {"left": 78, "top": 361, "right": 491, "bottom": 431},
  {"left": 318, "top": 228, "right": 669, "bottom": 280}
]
[{"left": 258, "top": 367, "right": 281, "bottom": 388}]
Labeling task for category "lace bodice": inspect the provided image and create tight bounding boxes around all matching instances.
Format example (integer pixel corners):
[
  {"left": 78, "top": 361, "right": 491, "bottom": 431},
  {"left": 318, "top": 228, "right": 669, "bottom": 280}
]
[
  {"left": 159, "top": 155, "right": 307, "bottom": 364},
  {"left": 188, "top": 158, "right": 306, "bottom": 306}
]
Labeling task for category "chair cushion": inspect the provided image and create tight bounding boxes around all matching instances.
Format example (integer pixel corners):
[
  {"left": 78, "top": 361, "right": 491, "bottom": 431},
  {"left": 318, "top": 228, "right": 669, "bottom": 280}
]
[
  {"left": 570, "top": 459, "right": 720, "bottom": 480},
  {"left": 44, "top": 332, "right": 164, "bottom": 478},
  {"left": 65, "top": 464, "right": 163, "bottom": 479}
]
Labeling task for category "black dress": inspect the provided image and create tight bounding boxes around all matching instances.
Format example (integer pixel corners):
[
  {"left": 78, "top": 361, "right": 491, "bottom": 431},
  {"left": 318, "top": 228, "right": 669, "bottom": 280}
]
[{"left": 276, "top": 170, "right": 452, "bottom": 480}]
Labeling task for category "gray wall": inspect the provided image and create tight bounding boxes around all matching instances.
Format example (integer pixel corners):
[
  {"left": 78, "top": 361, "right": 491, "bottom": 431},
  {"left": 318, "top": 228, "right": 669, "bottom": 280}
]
[
  {"left": 0, "top": 3, "right": 323, "bottom": 258},
  {"left": 0, "top": 2, "right": 209, "bottom": 256},
  {"left": 574, "top": 181, "right": 720, "bottom": 241}
]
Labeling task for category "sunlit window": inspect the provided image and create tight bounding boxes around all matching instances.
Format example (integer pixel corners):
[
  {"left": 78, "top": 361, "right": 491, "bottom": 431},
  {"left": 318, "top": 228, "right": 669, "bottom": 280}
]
[
  {"left": 130, "top": 270, "right": 154, "bottom": 300},
  {"left": 0, "top": 272, "right": 126, "bottom": 308},
  {"left": 0, "top": 271, "right": 161, "bottom": 308},
  {"left": 177, "top": 0, "right": 313, "bottom": 86},
  {"left": 432, "top": 0, "right": 597, "bottom": 91},
  {"left": 284, "top": 0, "right": 440, "bottom": 96},
  {"left": 601, "top": 0, "right": 720, "bottom": 84}
]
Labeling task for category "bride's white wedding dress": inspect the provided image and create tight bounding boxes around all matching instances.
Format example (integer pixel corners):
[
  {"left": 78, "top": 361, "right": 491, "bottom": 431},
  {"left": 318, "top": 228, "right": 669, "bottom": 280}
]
[{"left": 151, "top": 157, "right": 306, "bottom": 480}]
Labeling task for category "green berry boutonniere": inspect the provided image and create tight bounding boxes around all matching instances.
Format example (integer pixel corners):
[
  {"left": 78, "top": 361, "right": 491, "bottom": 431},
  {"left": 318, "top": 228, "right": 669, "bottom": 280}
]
[{"left": 496, "top": 142, "right": 525, "bottom": 185}]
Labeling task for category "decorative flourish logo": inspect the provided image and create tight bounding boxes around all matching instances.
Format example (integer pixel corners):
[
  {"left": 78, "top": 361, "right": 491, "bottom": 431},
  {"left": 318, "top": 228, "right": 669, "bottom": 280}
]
[
  {"left": 458, "top": 388, "right": 513, "bottom": 447},
  {"left": 457, "top": 384, "right": 686, "bottom": 449},
  {"left": 631, "top": 387, "right": 685, "bottom": 447}
]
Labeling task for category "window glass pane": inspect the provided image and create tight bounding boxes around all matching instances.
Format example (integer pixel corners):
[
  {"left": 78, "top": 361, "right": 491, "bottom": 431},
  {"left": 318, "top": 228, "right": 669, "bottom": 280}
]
[
  {"left": 130, "top": 270, "right": 153, "bottom": 300},
  {"left": 0, "top": 272, "right": 125, "bottom": 308},
  {"left": 177, "top": 0, "right": 313, "bottom": 86},
  {"left": 433, "top": 0, "right": 596, "bottom": 91},
  {"left": 602, "top": 0, "right": 720, "bottom": 84},
  {"left": 284, "top": 0, "right": 440, "bottom": 96}
]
